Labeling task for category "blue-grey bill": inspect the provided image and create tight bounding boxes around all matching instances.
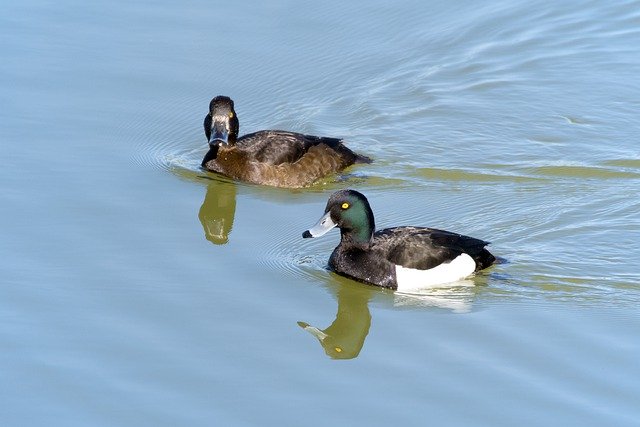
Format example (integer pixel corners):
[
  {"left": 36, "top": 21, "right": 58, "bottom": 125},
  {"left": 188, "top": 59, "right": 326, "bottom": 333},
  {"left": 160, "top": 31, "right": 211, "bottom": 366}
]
[
  {"left": 209, "top": 130, "right": 228, "bottom": 145},
  {"left": 297, "top": 321, "right": 328, "bottom": 341},
  {"left": 302, "top": 211, "right": 336, "bottom": 238},
  {"left": 209, "top": 120, "right": 229, "bottom": 145}
]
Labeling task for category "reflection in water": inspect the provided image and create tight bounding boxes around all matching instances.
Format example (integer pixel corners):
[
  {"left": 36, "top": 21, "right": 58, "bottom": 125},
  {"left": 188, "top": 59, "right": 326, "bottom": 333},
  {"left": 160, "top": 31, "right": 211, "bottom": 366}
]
[
  {"left": 393, "top": 280, "right": 476, "bottom": 314},
  {"left": 168, "top": 165, "right": 238, "bottom": 245},
  {"left": 198, "top": 177, "right": 237, "bottom": 245},
  {"left": 298, "top": 283, "right": 373, "bottom": 359},
  {"left": 299, "top": 278, "right": 480, "bottom": 359}
]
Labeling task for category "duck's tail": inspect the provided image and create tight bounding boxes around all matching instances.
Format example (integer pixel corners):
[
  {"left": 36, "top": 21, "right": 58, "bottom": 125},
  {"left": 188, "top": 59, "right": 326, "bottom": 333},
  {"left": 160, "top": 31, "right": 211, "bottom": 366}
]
[
  {"left": 474, "top": 248, "right": 497, "bottom": 271},
  {"left": 353, "top": 153, "right": 372, "bottom": 164}
]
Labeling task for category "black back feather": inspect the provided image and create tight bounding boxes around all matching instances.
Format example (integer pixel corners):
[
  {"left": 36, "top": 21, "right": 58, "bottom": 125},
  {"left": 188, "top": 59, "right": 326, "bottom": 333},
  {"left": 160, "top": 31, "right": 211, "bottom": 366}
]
[{"left": 374, "top": 227, "right": 494, "bottom": 271}]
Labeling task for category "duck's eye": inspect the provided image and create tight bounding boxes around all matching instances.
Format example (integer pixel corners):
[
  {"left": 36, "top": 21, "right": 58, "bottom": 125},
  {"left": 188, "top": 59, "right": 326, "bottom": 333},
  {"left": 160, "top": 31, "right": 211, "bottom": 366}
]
[
  {"left": 228, "top": 112, "right": 234, "bottom": 118},
  {"left": 341, "top": 202, "right": 350, "bottom": 210},
  {"left": 334, "top": 347, "right": 343, "bottom": 353}
]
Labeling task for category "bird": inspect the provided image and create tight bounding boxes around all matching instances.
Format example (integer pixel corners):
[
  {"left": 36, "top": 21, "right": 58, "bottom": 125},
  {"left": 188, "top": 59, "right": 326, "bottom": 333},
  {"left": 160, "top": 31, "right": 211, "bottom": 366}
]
[
  {"left": 302, "top": 189, "right": 496, "bottom": 290},
  {"left": 201, "top": 96, "right": 370, "bottom": 188}
]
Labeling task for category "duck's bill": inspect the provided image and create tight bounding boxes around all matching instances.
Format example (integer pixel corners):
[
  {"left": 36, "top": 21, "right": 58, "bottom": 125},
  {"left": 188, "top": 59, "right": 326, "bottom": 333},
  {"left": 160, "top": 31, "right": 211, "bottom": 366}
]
[
  {"left": 208, "top": 121, "right": 229, "bottom": 145},
  {"left": 302, "top": 211, "right": 336, "bottom": 238},
  {"left": 209, "top": 132, "right": 228, "bottom": 146},
  {"left": 297, "top": 321, "right": 328, "bottom": 341}
]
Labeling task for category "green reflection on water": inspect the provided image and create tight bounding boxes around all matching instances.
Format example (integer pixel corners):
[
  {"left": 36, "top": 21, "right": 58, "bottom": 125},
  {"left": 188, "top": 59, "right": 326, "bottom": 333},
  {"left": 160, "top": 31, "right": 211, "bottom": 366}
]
[
  {"left": 298, "top": 282, "right": 374, "bottom": 360},
  {"left": 297, "top": 272, "right": 490, "bottom": 359},
  {"left": 170, "top": 165, "right": 239, "bottom": 245},
  {"left": 198, "top": 178, "right": 237, "bottom": 245}
]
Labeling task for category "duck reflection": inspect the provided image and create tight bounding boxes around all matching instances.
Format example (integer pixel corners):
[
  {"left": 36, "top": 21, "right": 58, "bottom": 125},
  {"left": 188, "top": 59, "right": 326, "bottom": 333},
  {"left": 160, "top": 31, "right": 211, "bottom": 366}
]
[
  {"left": 198, "top": 177, "right": 237, "bottom": 245},
  {"left": 299, "top": 277, "right": 479, "bottom": 359},
  {"left": 298, "top": 282, "right": 374, "bottom": 360}
]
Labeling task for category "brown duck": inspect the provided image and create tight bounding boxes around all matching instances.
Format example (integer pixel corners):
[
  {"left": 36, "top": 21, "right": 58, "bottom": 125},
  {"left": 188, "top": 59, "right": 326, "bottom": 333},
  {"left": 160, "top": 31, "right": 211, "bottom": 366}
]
[{"left": 201, "top": 96, "right": 370, "bottom": 188}]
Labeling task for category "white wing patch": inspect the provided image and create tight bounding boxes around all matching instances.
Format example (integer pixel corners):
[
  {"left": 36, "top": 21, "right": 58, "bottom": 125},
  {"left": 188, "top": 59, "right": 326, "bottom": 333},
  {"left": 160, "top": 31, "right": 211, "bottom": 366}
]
[{"left": 395, "top": 253, "right": 477, "bottom": 291}]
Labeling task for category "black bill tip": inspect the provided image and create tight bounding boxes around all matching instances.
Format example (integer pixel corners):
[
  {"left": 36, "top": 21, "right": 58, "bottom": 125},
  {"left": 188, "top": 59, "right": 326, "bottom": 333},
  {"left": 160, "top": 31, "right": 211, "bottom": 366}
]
[
  {"left": 209, "top": 139, "right": 226, "bottom": 147},
  {"left": 302, "top": 230, "right": 312, "bottom": 238}
]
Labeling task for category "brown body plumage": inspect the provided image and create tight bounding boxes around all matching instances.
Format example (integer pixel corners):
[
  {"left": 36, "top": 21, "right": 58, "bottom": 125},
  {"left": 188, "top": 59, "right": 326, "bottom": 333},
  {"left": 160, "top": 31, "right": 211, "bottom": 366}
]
[{"left": 202, "top": 97, "right": 370, "bottom": 188}]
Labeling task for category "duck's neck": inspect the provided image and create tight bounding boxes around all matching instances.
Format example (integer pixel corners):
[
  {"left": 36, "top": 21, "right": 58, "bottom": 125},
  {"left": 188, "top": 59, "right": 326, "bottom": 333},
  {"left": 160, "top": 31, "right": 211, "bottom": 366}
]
[
  {"left": 340, "top": 223, "right": 374, "bottom": 250},
  {"left": 202, "top": 145, "right": 219, "bottom": 166}
]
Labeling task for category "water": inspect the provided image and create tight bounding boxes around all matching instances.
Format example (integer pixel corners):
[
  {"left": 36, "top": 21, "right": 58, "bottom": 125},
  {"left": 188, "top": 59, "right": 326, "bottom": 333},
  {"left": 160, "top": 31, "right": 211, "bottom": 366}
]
[{"left": 2, "top": 0, "right": 640, "bottom": 425}]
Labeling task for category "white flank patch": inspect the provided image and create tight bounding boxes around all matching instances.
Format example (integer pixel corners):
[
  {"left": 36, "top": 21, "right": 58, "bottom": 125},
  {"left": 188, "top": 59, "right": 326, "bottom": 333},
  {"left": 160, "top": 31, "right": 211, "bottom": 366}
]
[{"left": 395, "top": 253, "right": 477, "bottom": 291}]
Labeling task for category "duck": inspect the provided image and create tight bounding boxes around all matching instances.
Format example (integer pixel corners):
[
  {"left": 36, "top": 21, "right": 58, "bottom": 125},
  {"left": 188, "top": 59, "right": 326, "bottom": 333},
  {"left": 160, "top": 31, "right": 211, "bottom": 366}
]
[
  {"left": 302, "top": 189, "right": 496, "bottom": 290},
  {"left": 201, "top": 96, "right": 370, "bottom": 188}
]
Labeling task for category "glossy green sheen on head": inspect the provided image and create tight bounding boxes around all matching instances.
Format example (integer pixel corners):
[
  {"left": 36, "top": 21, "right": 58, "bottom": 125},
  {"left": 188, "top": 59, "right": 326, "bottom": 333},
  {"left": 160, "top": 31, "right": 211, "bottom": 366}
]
[{"left": 325, "top": 190, "right": 375, "bottom": 244}]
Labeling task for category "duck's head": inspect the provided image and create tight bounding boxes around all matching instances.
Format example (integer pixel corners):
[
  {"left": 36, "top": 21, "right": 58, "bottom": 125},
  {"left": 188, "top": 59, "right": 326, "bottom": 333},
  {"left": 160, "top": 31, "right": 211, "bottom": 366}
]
[
  {"left": 203, "top": 95, "right": 239, "bottom": 148},
  {"left": 303, "top": 189, "right": 375, "bottom": 246}
]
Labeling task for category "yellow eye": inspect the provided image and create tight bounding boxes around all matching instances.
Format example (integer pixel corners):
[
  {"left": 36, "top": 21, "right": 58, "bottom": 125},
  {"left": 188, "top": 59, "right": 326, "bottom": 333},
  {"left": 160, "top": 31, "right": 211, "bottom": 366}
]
[
  {"left": 334, "top": 347, "right": 342, "bottom": 353},
  {"left": 228, "top": 112, "right": 234, "bottom": 118},
  {"left": 341, "top": 202, "right": 349, "bottom": 209}
]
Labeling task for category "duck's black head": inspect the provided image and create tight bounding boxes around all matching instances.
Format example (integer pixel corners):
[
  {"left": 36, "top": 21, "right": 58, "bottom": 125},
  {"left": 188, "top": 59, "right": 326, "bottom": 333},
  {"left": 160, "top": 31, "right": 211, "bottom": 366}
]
[
  {"left": 204, "top": 95, "right": 240, "bottom": 146},
  {"left": 303, "top": 189, "right": 375, "bottom": 247},
  {"left": 202, "top": 96, "right": 240, "bottom": 166}
]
